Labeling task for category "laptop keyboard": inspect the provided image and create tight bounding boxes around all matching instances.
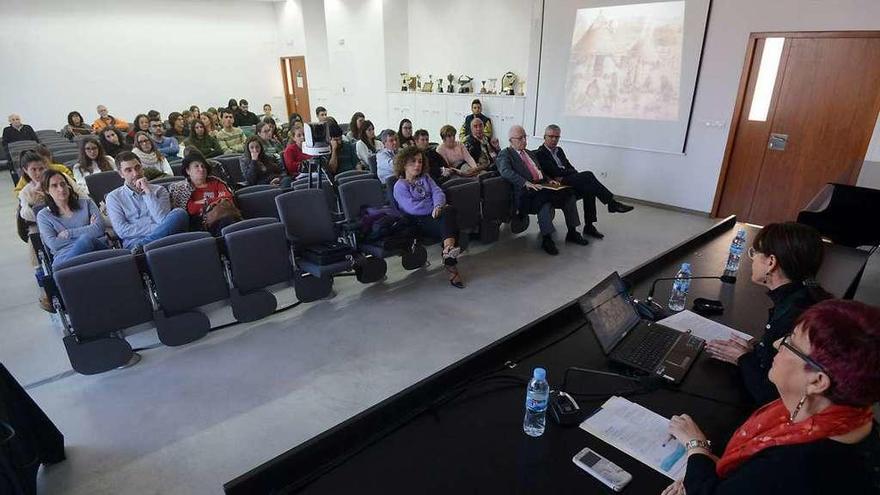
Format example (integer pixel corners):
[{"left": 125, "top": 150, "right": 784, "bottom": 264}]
[{"left": 619, "top": 328, "right": 680, "bottom": 370}]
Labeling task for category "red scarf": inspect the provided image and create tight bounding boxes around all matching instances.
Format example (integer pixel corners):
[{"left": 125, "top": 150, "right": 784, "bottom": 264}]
[{"left": 716, "top": 398, "right": 873, "bottom": 477}]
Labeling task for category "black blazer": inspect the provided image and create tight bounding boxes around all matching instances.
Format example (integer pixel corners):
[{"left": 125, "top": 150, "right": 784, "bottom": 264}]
[
  {"left": 533, "top": 145, "right": 577, "bottom": 179},
  {"left": 497, "top": 147, "right": 546, "bottom": 207}
]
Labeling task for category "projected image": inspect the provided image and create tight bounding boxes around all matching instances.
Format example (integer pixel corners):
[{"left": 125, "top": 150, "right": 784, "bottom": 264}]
[{"left": 564, "top": 1, "right": 684, "bottom": 121}]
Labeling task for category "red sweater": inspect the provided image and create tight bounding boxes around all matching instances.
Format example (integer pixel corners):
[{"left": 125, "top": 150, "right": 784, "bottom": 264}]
[
  {"left": 188, "top": 179, "right": 232, "bottom": 216},
  {"left": 282, "top": 143, "right": 312, "bottom": 176}
]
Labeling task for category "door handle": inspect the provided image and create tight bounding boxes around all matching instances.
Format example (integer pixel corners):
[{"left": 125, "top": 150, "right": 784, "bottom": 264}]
[{"left": 768, "top": 133, "right": 788, "bottom": 151}]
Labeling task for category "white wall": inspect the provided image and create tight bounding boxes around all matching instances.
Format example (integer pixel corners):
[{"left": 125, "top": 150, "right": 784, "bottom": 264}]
[
  {"left": 857, "top": 111, "right": 880, "bottom": 189},
  {"left": 524, "top": 0, "right": 880, "bottom": 212},
  {"left": 0, "top": 0, "right": 284, "bottom": 130},
  {"left": 407, "top": 0, "right": 532, "bottom": 93}
]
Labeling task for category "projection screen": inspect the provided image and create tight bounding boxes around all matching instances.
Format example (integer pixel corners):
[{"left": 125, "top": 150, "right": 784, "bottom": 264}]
[{"left": 534, "top": 0, "right": 711, "bottom": 153}]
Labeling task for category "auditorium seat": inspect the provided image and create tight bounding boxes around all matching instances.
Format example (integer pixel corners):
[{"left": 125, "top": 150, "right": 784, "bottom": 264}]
[
  {"left": 84, "top": 171, "right": 124, "bottom": 204},
  {"left": 367, "top": 155, "right": 378, "bottom": 176},
  {"left": 7, "top": 140, "right": 38, "bottom": 169},
  {"left": 149, "top": 176, "right": 185, "bottom": 187},
  {"left": 222, "top": 218, "right": 294, "bottom": 321},
  {"left": 335, "top": 171, "right": 374, "bottom": 187},
  {"left": 479, "top": 174, "right": 519, "bottom": 242},
  {"left": 53, "top": 250, "right": 147, "bottom": 374},
  {"left": 212, "top": 154, "right": 245, "bottom": 185},
  {"left": 50, "top": 149, "right": 79, "bottom": 165},
  {"left": 35, "top": 129, "right": 60, "bottom": 139},
  {"left": 236, "top": 187, "right": 285, "bottom": 219},
  {"left": 144, "top": 232, "right": 228, "bottom": 346},
  {"left": 440, "top": 178, "right": 481, "bottom": 248}
]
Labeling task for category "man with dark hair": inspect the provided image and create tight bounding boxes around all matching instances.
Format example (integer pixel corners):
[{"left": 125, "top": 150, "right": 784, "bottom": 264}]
[
  {"left": 533, "top": 124, "right": 632, "bottom": 239},
  {"left": 149, "top": 118, "right": 179, "bottom": 159},
  {"left": 235, "top": 99, "right": 260, "bottom": 127},
  {"left": 215, "top": 110, "right": 246, "bottom": 154},
  {"left": 315, "top": 106, "right": 328, "bottom": 123},
  {"left": 105, "top": 151, "right": 188, "bottom": 252},
  {"left": 414, "top": 129, "right": 450, "bottom": 185},
  {"left": 375, "top": 129, "right": 399, "bottom": 182},
  {"left": 326, "top": 118, "right": 358, "bottom": 175}
]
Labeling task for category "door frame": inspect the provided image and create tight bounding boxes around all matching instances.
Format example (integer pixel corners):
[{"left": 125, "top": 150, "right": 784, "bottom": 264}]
[
  {"left": 710, "top": 30, "right": 880, "bottom": 217},
  {"left": 279, "top": 56, "right": 310, "bottom": 120}
]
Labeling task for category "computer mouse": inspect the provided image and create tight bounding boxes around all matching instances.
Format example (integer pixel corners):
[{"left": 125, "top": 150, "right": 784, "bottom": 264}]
[{"left": 692, "top": 298, "right": 724, "bottom": 316}]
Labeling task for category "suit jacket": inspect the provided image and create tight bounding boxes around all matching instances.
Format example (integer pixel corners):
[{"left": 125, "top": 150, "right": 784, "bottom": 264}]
[
  {"left": 497, "top": 147, "right": 546, "bottom": 206},
  {"left": 533, "top": 145, "right": 577, "bottom": 179}
]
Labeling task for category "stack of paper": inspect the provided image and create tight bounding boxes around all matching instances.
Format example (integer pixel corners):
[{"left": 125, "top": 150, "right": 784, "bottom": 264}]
[
  {"left": 658, "top": 310, "right": 752, "bottom": 342},
  {"left": 579, "top": 396, "right": 687, "bottom": 480}
]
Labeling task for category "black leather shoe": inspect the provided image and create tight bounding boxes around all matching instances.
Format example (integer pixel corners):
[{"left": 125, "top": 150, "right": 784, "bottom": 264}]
[
  {"left": 565, "top": 229, "right": 589, "bottom": 245},
  {"left": 583, "top": 224, "right": 605, "bottom": 239},
  {"left": 608, "top": 201, "right": 634, "bottom": 213},
  {"left": 541, "top": 235, "right": 559, "bottom": 255}
]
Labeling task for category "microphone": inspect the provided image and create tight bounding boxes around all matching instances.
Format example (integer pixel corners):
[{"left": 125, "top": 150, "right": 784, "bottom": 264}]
[{"left": 634, "top": 275, "right": 727, "bottom": 321}]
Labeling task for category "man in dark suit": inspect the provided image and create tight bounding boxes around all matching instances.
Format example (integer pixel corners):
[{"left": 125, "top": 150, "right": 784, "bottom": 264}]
[
  {"left": 533, "top": 124, "right": 633, "bottom": 239},
  {"left": 497, "top": 125, "right": 589, "bottom": 255}
]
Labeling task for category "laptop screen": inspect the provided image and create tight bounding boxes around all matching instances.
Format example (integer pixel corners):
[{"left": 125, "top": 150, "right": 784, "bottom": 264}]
[{"left": 578, "top": 272, "right": 642, "bottom": 354}]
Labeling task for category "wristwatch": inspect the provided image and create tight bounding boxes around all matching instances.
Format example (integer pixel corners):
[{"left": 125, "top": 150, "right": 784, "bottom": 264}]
[{"left": 685, "top": 439, "right": 712, "bottom": 452}]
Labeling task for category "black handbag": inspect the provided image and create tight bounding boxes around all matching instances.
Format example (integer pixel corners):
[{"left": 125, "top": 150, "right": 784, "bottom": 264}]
[{"left": 301, "top": 242, "right": 355, "bottom": 265}]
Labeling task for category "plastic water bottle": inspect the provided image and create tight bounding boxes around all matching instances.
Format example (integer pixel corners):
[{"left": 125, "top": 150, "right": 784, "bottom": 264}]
[
  {"left": 723, "top": 229, "right": 748, "bottom": 280},
  {"left": 523, "top": 367, "right": 550, "bottom": 437},
  {"left": 668, "top": 262, "right": 692, "bottom": 312}
]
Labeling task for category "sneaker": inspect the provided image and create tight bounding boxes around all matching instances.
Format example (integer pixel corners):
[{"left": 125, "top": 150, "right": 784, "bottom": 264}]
[
  {"left": 608, "top": 201, "right": 634, "bottom": 213},
  {"left": 583, "top": 224, "right": 605, "bottom": 239},
  {"left": 39, "top": 295, "right": 56, "bottom": 313},
  {"left": 541, "top": 235, "right": 559, "bottom": 255},
  {"left": 565, "top": 229, "right": 589, "bottom": 245}
]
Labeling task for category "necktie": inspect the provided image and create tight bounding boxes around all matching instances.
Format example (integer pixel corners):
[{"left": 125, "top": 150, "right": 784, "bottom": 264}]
[{"left": 520, "top": 150, "right": 541, "bottom": 181}]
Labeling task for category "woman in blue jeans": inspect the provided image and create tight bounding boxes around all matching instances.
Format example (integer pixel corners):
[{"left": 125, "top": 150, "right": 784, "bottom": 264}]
[
  {"left": 392, "top": 146, "right": 464, "bottom": 288},
  {"left": 36, "top": 169, "right": 109, "bottom": 267}
]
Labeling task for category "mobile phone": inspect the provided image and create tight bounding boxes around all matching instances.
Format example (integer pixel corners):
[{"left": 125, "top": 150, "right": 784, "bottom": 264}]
[{"left": 572, "top": 447, "right": 633, "bottom": 492}]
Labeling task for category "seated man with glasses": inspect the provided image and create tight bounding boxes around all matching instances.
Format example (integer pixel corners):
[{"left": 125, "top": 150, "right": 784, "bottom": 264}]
[
  {"left": 661, "top": 299, "right": 880, "bottom": 495},
  {"left": 533, "top": 124, "right": 632, "bottom": 240}
]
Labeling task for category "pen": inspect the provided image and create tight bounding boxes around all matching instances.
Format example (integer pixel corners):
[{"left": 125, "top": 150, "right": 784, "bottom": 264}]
[{"left": 662, "top": 434, "right": 675, "bottom": 447}]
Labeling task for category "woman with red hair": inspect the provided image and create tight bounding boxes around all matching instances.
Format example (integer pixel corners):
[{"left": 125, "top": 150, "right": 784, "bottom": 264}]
[{"left": 661, "top": 300, "right": 880, "bottom": 494}]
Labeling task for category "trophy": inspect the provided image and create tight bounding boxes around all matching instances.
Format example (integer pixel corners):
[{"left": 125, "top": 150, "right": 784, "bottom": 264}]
[
  {"left": 487, "top": 78, "right": 498, "bottom": 94},
  {"left": 446, "top": 74, "right": 455, "bottom": 93},
  {"left": 501, "top": 71, "right": 518, "bottom": 95},
  {"left": 437, "top": 78, "right": 444, "bottom": 93},
  {"left": 517, "top": 79, "right": 526, "bottom": 96},
  {"left": 400, "top": 72, "right": 409, "bottom": 92},
  {"left": 479, "top": 80, "right": 487, "bottom": 94},
  {"left": 407, "top": 74, "right": 418, "bottom": 91},
  {"left": 422, "top": 74, "right": 434, "bottom": 92},
  {"left": 458, "top": 75, "right": 473, "bottom": 93}
]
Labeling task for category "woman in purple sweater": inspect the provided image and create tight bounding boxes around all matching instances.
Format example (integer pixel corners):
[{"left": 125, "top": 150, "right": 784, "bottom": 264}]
[
  {"left": 392, "top": 146, "right": 464, "bottom": 288},
  {"left": 36, "top": 169, "right": 108, "bottom": 268}
]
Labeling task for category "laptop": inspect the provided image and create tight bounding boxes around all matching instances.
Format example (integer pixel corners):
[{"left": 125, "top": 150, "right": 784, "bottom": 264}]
[{"left": 578, "top": 272, "right": 704, "bottom": 384}]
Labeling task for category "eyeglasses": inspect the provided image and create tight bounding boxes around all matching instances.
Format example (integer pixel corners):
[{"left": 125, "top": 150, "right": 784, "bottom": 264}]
[{"left": 777, "top": 333, "right": 830, "bottom": 378}]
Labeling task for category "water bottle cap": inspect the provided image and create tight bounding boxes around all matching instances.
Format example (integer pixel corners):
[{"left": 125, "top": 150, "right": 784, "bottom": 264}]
[
  {"left": 681, "top": 262, "right": 691, "bottom": 271},
  {"left": 533, "top": 368, "right": 546, "bottom": 380}
]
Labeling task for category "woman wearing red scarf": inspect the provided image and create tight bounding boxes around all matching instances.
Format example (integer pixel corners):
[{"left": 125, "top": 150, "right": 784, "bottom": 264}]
[{"left": 661, "top": 300, "right": 880, "bottom": 495}]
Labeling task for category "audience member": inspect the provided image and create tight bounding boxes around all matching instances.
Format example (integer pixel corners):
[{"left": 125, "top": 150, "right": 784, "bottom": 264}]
[
  {"left": 215, "top": 110, "right": 246, "bottom": 154},
  {"left": 199, "top": 113, "right": 216, "bottom": 134},
  {"left": 235, "top": 99, "right": 260, "bottom": 127},
  {"left": 147, "top": 109, "right": 161, "bottom": 122},
  {"left": 13, "top": 145, "right": 76, "bottom": 197},
  {"left": 261, "top": 104, "right": 274, "bottom": 121},
  {"left": 189, "top": 105, "right": 201, "bottom": 122},
  {"left": 663, "top": 299, "right": 880, "bottom": 495},
  {"left": 282, "top": 124, "right": 312, "bottom": 177},
  {"left": 240, "top": 136, "right": 282, "bottom": 185},
  {"left": 105, "top": 151, "right": 188, "bottom": 251},
  {"left": 132, "top": 131, "right": 173, "bottom": 179},
  {"left": 315, "top": 106, "right": 328, "bottom": 123},
  {"left": 149, "top": 118, "right": 180, "bottom": 159},
  {"left": 289, "top": 113, "right": 304, "bottom": 127},
  {"left": 392, "top": 146, "right": 464, "bottom": 289},
  {"left": 92, "top": 105, "right": 129, "bottom": 132},
  {"left": 414, "top": 129, "right": 450, "bottom": 185},
  {"left": 184, "top": 120, "right": 222, "bottom": 158},
  {"left": 497, "top": 125, "right": 587, "bottom": 255},
  {"left": 704, "top": 222, "right": 833, "bottom": 405},
  {"left": 355, "top": 120, "right": 383, "bottom": 166},
  {"left": 17, "top": 152, "right": 52, "bottom": 224},
  {"left": 534, "top": 124, "right": 632, "bottom": 239},
  {"left": 398, "top": 119, "right": 414, "bottom": 148},
  {"left": 326, "top": 118, "right": 359, "bottom": 175},
  {"left": 2, "top": 114, "right": 38, "bottom": 157},
  {"left": 169, "top": 152, "right": 233, "bottom": 229},
  {"left": 345, "top": 112, "right": 365, "bottom": 142},
  {"left": 436, "top": 125, "right": 477, "bottom": 176},
  {"left": 257, "top": 121, "right": 283, "bottom": 160},
  {"left": 375, "top": 129, "right": 399, "bottom": 183},
  {"left": 182, "top": 110, "right": 194, "bottom": 127},
  {"left": 459, "top": 99, "right": 493, "bottom": 141},
  {"left": 167, "top": 112, "right": 189, "bottom": 142},
  {"left": 36, "top": 169, "right": 108, "bottom": 267},
  {"left": 207, "top": 110, "right": 221, "bottom": 132},
  {"left": 99, "top": 127, "right": 131, "bottom": 159},
  {"left": 62, "top": 111, "right": 93, "bottom": 139},
  {"left": 72, "top": 137, "right": 117, "bottom": 188},
  {"left": 463, "top": 117, "right": 500, "bottom": 173},
  {"left": 126, "top": 114, "right": 150, "bottom": 145}
]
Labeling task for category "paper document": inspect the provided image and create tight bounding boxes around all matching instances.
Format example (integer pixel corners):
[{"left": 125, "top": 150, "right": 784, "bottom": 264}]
[
  {"left": 580, "top": 396, "right": 687, "bottom": 480},
  {"left": 658, "top": 310, "right": 752, "bottom": 342}
]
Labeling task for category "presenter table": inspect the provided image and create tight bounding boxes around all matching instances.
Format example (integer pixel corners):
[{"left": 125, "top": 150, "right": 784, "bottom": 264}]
[{"left": 225, "top": 216, "right": 871, "bottom": 494}]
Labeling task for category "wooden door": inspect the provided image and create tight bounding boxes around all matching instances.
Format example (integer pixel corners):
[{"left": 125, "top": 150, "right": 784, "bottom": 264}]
[
  {"left": 713, "top": 33, "right": 880, "bottom": 225},
  {"left": 280, "top": 56, "right": 311, "bottom": 122}
]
